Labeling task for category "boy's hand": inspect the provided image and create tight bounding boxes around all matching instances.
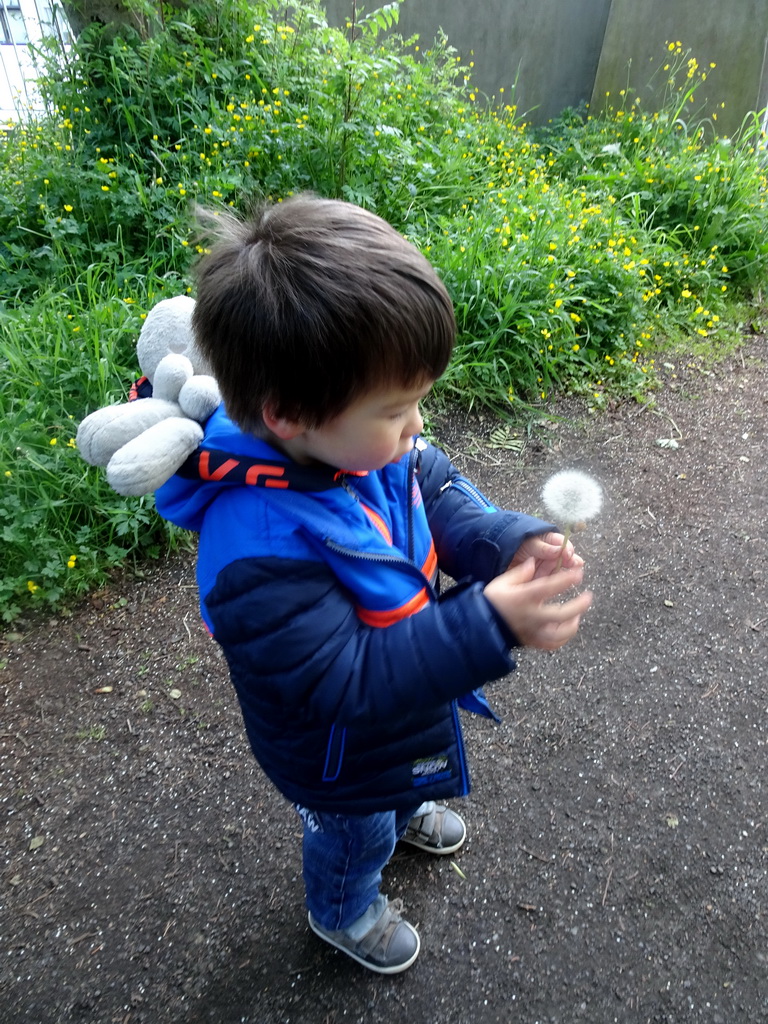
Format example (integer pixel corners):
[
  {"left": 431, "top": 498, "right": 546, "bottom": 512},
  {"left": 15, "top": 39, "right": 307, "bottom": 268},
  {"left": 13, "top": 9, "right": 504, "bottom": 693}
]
[
  {"left": 484, "top": 557, "right": 592, "bottom": 650},
  {"left": 510, "top": 531, "right": 583, "bottom": 578}
]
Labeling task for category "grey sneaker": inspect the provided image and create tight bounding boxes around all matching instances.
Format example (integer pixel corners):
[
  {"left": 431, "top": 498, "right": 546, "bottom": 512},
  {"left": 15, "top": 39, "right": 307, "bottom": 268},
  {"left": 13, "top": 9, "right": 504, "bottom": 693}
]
[
  {"left": 401, "top": 802, "right": 466, "bottom": 855},
  {"left": 308, "top": 897, "right": 420, "bottom": 974}
]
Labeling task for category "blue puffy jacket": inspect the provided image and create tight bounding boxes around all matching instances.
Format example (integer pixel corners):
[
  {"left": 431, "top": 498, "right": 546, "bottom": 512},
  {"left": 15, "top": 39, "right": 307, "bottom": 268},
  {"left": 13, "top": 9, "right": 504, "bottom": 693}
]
[{"left": 155, "top": 406, "right": 553, "bottom": 813}]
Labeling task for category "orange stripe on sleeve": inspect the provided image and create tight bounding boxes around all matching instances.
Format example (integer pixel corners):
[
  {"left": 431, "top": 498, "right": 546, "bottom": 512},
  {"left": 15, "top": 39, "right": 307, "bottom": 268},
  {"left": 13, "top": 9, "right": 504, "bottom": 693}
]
[
  {"left": 356, "top": 588, "right": 430, "bottom": 628},
  {"left": 359, "top": 502, "right": 393, "bottom": 545},
  {"left": 420, "top": 540, "right": 438, "bottom": 582}
]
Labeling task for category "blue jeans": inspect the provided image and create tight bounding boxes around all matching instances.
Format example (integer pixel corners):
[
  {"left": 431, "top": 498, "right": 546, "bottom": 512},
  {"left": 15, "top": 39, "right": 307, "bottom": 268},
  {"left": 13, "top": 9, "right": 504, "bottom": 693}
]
[{"left": 296, "top": 802, "right": 425, "bottom": 931}]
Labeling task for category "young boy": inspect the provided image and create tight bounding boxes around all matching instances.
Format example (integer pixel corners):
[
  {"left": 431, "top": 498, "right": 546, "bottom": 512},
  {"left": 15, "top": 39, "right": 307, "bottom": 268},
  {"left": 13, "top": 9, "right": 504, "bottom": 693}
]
[{"left": 156, "top": 196, "right": 592, "bottom": 974}]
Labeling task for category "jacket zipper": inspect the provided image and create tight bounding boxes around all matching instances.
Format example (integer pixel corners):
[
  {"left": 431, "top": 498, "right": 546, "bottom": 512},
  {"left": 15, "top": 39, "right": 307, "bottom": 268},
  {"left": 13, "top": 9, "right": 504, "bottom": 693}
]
[
  {"left": 451, "top": 699, "right": 470, "bottom": 792},
  {"left": 323, "top": 537, "right": 437, "bottom": 596},
  {"left": 440, "top": 477, "right": 495, "bottom": 510},
  {"left": 335, "top": 467, "right": 434, "bottom": 588},
  {"left": 339, "top": 471, "right": 422, "bottom": 571},
  {"left": 406, "top": 446, "right": 419, "bottom": 561},
  {"left": 334, "top": 471, "right": 467, "bottom": 792}
]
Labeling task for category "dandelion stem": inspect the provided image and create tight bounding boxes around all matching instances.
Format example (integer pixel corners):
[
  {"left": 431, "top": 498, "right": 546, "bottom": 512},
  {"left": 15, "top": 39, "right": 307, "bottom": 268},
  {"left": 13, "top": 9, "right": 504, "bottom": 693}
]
[{"left": 555, "top": 524, "right": 573, "bottom": 572}]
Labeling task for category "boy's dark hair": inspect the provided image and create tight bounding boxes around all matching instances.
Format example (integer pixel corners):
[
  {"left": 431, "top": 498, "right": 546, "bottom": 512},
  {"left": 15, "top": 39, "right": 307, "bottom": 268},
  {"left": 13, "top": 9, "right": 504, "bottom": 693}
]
[{"left": 192, "top": 196, "right": 456, "bottom": 433}]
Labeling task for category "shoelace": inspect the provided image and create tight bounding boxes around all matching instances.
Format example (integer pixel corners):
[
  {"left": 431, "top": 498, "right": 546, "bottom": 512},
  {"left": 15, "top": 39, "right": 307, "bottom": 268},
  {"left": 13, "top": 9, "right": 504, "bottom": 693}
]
[
  {"left": 357, "top": 898, "right": 405, "bottom": 958},
  {"left": 406, "top": 808, "right": 440, "bottom": 844}
]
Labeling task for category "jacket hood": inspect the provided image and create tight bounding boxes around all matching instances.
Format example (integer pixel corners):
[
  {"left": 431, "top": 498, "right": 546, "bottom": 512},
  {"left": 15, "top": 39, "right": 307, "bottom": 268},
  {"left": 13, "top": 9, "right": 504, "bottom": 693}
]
[{"left": 155, "top": 405, "right": 347, "bottom": 533}]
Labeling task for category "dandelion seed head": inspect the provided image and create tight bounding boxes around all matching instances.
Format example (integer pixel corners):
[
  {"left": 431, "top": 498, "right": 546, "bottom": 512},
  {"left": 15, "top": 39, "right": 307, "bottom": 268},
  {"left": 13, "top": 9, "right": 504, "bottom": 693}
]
[{"left": 542, "top": 470, "right": 602, "bottom": 524}]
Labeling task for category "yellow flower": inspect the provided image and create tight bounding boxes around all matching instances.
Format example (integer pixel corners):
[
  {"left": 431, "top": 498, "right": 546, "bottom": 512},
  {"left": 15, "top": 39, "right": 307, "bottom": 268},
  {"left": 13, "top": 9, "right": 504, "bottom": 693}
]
[
  {"left": 4, "top": 470, "right": 11, "bottom": 478},
  {"left": 64, "top": 204, "right": 73, "bottom": 212},
  {"left": 27, "top": 580, "right": 39, "bottom": 593},
  {"left": 49, "top": 437, "right": 58, "bottom": 446}
]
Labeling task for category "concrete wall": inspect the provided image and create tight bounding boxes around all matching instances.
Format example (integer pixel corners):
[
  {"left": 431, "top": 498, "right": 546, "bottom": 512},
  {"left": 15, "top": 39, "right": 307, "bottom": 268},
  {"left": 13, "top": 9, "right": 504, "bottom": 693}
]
[
  {"left": 592, "top": 0, "right": 768, "bottom": 137},
  {"left": 322, "top": 0, "right": 768, "bottom": 133},
  {"left": 323, "top": 0, "right": 613, "bottom": 122}
]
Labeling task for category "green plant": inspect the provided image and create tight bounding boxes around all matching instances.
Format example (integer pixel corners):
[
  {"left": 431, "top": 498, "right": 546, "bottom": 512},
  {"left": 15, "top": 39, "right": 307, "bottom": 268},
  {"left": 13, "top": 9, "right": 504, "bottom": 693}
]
[
  {"left": 2, "top": 6, "right": 767, "bottom": 621},
  {"left": 76, "top": 724, "right": 107, "bottom": 741},
  {"left": 539, "top": 43, "right": 768, "bottom": 289},
  {"left": 0, "top": 269, "right": 192, "bottom": 619}
]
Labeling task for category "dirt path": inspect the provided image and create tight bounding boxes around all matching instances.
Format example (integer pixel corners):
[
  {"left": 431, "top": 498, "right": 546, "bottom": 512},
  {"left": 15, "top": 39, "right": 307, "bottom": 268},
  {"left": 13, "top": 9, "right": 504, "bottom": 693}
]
[{"left": 2, "top": 337, "right": 768, "bottom": 1024}]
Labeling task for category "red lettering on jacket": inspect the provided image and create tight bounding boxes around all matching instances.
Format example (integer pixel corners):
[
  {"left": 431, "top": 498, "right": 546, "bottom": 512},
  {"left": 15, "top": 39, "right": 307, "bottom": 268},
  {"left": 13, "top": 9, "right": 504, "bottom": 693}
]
[
  {"left": 198, "top": 450, "right": 240, "bottom": 481},
  {"left": 245, "top": 464, "right": 289, "bottom": 488}
]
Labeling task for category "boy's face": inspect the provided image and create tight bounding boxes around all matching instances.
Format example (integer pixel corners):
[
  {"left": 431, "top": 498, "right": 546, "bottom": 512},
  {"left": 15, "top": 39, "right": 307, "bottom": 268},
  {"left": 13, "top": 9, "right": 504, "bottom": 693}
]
[{"left": 281, "top": 380, "right": 432, "bottom": 472}]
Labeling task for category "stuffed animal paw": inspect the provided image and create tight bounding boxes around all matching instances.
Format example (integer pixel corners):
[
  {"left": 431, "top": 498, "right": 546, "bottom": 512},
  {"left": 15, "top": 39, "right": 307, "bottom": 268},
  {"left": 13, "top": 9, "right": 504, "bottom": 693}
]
[{"left": 77, "top": 295, "right": 221, "bottom": 496}]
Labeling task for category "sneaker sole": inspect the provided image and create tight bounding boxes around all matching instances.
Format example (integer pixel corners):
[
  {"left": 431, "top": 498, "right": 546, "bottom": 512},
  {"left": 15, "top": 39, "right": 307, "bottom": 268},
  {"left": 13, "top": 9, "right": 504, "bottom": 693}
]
[{"left": 308, "top": 913, "right": 421, "bottom": 974}]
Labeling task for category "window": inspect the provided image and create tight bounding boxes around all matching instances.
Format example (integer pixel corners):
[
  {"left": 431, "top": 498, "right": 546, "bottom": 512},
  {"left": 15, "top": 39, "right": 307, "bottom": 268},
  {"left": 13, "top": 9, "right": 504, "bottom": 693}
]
[{"left": 1, "top": 2, "right": 26, "bottom": 46}]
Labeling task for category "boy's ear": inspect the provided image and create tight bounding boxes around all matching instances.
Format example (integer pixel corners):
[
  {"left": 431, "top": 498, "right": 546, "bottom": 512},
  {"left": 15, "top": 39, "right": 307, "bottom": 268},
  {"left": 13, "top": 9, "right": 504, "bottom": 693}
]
[{"left": 262, "top": 403, "right": 305, "bottom": 441}]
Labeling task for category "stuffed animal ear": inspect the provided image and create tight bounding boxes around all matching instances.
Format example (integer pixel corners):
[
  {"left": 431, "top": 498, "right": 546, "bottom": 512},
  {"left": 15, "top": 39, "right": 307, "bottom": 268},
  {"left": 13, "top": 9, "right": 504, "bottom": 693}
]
[
  {"left": 105, "top": 417, "right": 204, "bottom": 496},
  {"left": 76, "top": 399, "right": 181, "bottom": 466},
  {"left": 136, "top": 294, "right": 196, "bottom": 379}
]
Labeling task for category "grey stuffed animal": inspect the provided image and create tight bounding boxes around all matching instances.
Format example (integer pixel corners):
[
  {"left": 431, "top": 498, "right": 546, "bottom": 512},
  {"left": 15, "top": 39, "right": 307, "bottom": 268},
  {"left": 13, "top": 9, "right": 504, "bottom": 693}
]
[{"left": 77, "top": 295, "right": 221, "bottom": 496}]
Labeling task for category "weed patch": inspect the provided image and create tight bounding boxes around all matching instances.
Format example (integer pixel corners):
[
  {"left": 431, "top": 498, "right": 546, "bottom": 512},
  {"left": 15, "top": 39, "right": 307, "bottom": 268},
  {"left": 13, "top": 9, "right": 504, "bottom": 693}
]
[{"left": 1, "top": 2, "right": 766, "bottom": 618}]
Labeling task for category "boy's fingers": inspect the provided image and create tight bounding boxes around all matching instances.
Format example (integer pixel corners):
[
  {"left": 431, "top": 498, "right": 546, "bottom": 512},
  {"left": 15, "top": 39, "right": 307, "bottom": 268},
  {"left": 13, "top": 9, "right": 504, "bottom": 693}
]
[
  {"left": 538, "top": 531, "right": 565, "bottom": 548},
  {"left": 543, "top": 589, "right": 593, "bottom": 621},
  {"left": 560, "top": 549, "right": 584, "bottom": 569},
  {"left": 501, "top": 559, "right": 582, "bottom": 594},
  {"left": 520, "top": 565, "right": 584, "bottom": 601},
  {"left": 536, "top": 595, "right": 592, "bottom": 647},
  {"left": 502, "top": 556, "right": 537, "bottom": 585},
  {"left": 537, "top": 616, "right": 585, "bottom": 650}
]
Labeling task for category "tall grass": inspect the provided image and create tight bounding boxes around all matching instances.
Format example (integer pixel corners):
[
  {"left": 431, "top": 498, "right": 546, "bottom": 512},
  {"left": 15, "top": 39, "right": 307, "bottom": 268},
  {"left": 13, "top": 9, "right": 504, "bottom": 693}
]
[
  {"left": 1, "top": 1, "right": 767, "bottom": 619},
  {"left": 0, "top": 265, "right": 191, "bottom": 619}
]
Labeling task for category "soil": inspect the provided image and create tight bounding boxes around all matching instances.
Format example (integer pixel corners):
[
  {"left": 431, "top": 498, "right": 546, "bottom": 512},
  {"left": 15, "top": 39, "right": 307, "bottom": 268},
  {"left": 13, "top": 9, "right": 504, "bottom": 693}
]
[{"left": 2, "top": 335, "right": 768, "bottom": 1024}]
